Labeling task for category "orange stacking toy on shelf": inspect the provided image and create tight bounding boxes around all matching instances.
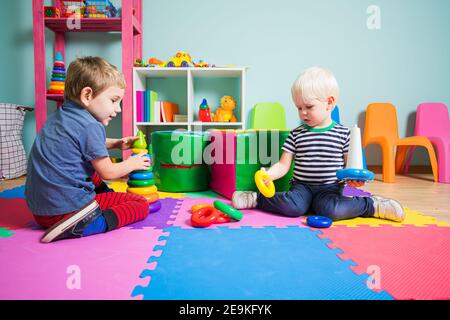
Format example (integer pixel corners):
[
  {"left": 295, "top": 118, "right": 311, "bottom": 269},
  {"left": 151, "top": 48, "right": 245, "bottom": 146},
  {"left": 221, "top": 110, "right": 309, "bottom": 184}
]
[{"left": 126, "top": 130, "right": 161, "bottom": 213}]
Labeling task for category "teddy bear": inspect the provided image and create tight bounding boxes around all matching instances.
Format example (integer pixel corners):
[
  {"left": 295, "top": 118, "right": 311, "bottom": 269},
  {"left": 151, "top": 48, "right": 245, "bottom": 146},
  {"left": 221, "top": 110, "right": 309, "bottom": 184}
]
[{"left": 213, "top": 96, "right": 237, "bottom": 122}]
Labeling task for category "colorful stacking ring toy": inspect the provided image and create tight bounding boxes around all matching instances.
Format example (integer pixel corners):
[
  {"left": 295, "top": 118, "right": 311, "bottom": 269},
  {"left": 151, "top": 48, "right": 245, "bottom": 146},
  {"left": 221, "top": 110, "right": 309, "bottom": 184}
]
[
  {"left": 336, "top": 168, "right": 375, "bottom": 182},
  {"left": 127, "top": 179, "right": 155, "bottom": 187},
  {"left": 127, "top": 185, "right": 157, "bottom": 195},
  {"left": 149, "top": 200, "right": 161, "bottom": 213},
  {"left": 128, "top": 171, "right": 154, "bottom": 180},
  {"left": 306, "top": 216, "right": 333, "bottom": 228},
  {"left": 213, "top": 200, "right": 243, "bottom": 221},
  {"left": 254, "top": 170, "right": 275, "bottom": 198}
]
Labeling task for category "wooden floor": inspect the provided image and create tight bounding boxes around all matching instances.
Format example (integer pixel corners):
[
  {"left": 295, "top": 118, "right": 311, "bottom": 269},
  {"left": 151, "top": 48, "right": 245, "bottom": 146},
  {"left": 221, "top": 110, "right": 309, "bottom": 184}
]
[{"left": 2, "top": 173, "right": 449, "bottom": 223}]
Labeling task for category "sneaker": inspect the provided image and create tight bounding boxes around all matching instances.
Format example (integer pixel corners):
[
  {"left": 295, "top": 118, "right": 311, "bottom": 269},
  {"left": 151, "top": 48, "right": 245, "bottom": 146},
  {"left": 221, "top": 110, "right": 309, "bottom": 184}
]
[
  {"left": 371, "top": 195, "right": 405, "bottom": 222},
  {"left": 41, "top": 200, "right": 101, "bottom": 243},
  {"left": 232, "top": 191, "right": 258, "bottom": 209}
]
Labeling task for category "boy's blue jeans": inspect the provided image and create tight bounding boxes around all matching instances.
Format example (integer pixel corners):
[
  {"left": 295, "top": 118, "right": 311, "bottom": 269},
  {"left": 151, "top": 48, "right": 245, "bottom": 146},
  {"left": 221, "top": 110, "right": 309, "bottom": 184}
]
[{"left": 256, "top": 180, "right": 375, "bottom": 221}]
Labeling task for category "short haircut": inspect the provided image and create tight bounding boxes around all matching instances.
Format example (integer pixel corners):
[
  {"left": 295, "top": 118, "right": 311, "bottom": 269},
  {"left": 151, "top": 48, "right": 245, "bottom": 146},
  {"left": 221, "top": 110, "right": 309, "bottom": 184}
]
[
  {"left": 291, "top": 66, "right": 339, "bottom": 106},
  {"left": 64, "top": 56, "right": 125, "bottom": 102}
]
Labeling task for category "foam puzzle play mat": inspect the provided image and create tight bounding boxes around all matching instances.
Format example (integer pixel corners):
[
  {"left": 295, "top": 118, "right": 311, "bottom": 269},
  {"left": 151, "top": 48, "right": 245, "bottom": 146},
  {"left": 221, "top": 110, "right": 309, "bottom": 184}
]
[{"left": 1, "top": 181, "right": 449, "bottom": 300}]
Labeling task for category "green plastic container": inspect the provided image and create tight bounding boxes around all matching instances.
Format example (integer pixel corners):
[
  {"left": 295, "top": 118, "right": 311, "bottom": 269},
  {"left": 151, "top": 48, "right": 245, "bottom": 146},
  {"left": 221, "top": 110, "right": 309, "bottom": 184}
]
[{"left": 152, "top": 131, "right": 210, "bottom": 192}]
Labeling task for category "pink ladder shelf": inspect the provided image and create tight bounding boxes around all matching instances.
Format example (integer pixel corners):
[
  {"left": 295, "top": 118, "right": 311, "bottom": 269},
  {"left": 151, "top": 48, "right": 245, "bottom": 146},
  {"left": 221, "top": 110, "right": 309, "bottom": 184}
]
[{"left": 32, "top": 0, "right": 142, "bottom": 158}]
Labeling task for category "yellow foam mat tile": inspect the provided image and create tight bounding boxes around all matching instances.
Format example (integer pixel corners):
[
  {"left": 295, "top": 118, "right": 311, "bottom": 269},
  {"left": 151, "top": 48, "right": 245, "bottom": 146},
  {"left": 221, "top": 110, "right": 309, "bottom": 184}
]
[
  {"left": 333, "top": 207, "right": 450, "bottom": 228},
  {"left": 108, "top": 181, "right": 184, "bottom": 199}
]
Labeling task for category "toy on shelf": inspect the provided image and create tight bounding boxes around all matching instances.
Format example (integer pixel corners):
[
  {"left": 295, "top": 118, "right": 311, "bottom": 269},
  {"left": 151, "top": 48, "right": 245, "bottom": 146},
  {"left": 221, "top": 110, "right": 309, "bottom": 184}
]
[
  {"left": 194, "top": 60, "right": 209, "bottom": 68},
  {"left": 254, "top": 169, "right": 275, "bottom": 198},
  {"left": 44, "top": 6, "right": 60, "bottom": 17},
  {"left": 84, "top": 0, "right": 118, "bottom": 18},
  {"left": 126, "top": 130, "right": 161, "bottom": 213},
  {"left": 60, "top": 0, "right": 85, "bottom": 17},
  {"left": 134, "top": 58, "right": 148, "bottom": 67},
  {"left": 198, "top": 98, "right": 212, "bottom": 122},
  {"left": 164, "top": 52, "right": 194, "bottom": 68},
  {"left": 336, "top": 125, "right": 374, "bottom": 183},
  {"left": 148, "top": 57, "right": 164, "bottom": 67},
  {"left": 213, "top": 96, "right": 237, "bottom": 122},
  {"left": 47, "top": 52, "right": 66, "bottom": 95}
]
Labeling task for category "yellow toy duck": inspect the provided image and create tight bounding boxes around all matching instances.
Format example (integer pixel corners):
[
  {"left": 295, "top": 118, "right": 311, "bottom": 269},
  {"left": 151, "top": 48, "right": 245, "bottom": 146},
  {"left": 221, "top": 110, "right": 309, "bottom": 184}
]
[{"left": 213, "top": 96, "right": 237, "bottom": 122}]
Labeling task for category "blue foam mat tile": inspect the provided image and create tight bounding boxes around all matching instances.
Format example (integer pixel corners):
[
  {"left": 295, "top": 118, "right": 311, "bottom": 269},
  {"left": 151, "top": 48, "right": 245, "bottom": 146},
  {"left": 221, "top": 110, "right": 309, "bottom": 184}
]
[
  {"left": 0, "top": 186, "right": 25, "bottom": 199},
  {"left": 131, "top": 226, "right": 393, "bottom": 300}
]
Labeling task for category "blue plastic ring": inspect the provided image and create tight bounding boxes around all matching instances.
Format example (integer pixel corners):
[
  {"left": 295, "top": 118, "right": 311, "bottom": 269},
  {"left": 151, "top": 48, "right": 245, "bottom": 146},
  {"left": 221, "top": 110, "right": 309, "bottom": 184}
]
[
  {"left": 336, "top": 168, "right": 374, "bottom": 182},
  {"left": 306, "top": 216, "right": 333, "bottom": 228},
  {"left": 148, "top": 200, "right": 161, "bottom": 213},
  {"left": 129, "top": 171, "right": 154, "bottom": 180}
]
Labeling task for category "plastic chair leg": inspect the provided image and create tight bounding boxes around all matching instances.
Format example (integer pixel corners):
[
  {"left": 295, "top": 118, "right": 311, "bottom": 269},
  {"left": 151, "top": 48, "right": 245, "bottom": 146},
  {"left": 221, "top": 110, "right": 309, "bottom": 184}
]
[
  {"left": 437, "top": 143, "right": 450, "bottom": 183},
  {"left": 381, "top": 144, "right": 396, "bottom": 183},
  {"left": 395, "top": 145, "right": 411, "bottom": 174},
  {"left": 403, "top": 146, "right": 416, "bottom": 174},
  {"left": 423, "top": 142, "right": 439, "bottom": 182}
]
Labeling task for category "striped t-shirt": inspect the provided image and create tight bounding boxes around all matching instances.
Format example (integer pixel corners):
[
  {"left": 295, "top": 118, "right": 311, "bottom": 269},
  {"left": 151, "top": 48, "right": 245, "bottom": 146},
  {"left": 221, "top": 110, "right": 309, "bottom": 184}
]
[{"left": 282, "top": 121, "right": 350, "bottom": 185}]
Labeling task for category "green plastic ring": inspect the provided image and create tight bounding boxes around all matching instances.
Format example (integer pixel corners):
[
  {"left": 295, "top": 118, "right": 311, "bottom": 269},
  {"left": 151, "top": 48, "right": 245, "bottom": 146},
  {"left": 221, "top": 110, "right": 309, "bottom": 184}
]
[
  {"left": 213, "top": 200, "right": 243, "bottom": 221},
  {"left": 127, "top": 179, "right": 155, "bottom": 187}
]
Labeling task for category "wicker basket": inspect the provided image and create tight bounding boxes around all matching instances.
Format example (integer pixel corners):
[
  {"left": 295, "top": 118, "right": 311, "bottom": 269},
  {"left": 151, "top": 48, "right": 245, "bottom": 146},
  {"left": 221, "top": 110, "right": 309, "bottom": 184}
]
[{"left": 0, "top": 104, "right": 33, "bottom": 180}]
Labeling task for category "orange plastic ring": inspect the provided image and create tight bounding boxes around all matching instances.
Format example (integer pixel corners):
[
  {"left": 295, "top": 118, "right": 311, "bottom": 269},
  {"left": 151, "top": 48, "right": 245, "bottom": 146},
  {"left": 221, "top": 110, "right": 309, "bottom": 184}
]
[
  {"left": 191, "top": 204, "right": 213, "bottom": 213},
  {"left": 141, "top": 192, "right": 159, "bottom": 203}
]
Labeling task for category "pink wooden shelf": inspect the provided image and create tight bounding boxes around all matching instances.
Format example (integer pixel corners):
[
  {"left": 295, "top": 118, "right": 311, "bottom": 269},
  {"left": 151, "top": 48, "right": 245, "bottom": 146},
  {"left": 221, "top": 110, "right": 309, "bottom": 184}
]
[
  {"left": 45, "top": 17, "right": 142, "bottom": 34},
  {"left": 33, "top": 0, "right": 143, "bottom": 159}
]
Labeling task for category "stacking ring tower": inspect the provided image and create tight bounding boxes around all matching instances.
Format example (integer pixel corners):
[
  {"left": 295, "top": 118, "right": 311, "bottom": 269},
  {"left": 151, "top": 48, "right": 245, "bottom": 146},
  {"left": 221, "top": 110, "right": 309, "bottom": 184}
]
[{"left": 126, "top": 131, "right": 161, "bottom": 213}]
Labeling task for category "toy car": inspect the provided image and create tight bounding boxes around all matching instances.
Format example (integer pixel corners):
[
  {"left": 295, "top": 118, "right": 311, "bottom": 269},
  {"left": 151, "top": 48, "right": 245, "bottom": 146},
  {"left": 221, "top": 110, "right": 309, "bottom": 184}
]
[{"left": 164, "top": 52, "right": 194, "bottom": 67}]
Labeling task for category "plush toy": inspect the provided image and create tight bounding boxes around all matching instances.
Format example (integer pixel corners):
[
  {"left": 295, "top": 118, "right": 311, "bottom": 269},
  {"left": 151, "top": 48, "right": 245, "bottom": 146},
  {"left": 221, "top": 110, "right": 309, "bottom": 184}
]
[{"left": 213, "top": 96, "right": 237, "bottom": 122}]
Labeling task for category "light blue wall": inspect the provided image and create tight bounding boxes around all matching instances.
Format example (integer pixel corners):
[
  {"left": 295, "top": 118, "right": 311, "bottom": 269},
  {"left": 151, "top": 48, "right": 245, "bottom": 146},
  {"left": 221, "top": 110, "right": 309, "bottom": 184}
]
[{"left": 1, "top": 0, "right": 449, "bottom": 164}]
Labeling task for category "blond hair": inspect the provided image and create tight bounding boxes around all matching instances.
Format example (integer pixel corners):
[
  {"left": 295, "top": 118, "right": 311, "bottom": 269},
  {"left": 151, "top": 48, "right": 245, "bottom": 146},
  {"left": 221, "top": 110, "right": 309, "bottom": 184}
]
[
  {"left": 64, "top": 56, "right": 125, "bottom": 102},
  {"left": 291, "top": 66, "right": 339, "bottom": 106}
]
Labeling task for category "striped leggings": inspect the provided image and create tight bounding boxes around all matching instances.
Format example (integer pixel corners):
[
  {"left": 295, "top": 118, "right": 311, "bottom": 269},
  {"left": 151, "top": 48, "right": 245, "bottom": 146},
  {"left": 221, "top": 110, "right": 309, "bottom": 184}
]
[{"left": 33, "top": 173, "right": 149, "bottom": 230}]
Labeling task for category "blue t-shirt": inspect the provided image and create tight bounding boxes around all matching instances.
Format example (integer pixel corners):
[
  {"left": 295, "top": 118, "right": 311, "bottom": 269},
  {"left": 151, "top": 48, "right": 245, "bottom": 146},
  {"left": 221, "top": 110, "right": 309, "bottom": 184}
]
[{"left": 25, "top": 100, "right": 109, "bottom": 215}]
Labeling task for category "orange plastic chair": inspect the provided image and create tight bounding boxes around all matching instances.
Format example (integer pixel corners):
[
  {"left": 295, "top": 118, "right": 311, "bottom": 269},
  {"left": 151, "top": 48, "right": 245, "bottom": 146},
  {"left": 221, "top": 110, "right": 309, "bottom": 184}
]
[{"left": 362, "top": 103, "right": 438, "bottom": 183}]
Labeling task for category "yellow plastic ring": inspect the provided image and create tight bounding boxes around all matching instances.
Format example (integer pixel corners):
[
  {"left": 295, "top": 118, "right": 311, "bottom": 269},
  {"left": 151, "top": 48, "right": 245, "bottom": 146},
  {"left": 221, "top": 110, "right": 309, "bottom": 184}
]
[
  {"left": 131, "top": 148, "right": 148, "bottom": 154},
  {"left": 127, "top": 185, "right": 157, "bottom": 195},
  {"left": 254, "top": 170, "right": 275, "bottom": 198}
]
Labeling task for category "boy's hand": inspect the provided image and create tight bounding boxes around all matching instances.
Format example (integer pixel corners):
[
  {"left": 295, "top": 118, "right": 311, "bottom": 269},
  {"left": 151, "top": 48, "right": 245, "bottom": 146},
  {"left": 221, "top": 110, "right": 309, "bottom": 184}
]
[
  {"left": 118, "top": 136, "right": 139, "bottom": 150},
  {"left": 346, "top": 180, "right": 365, "bottom": 188},
  {"left": 127, "top": 152, "right": 150, "bottom": 171},
  {"left": 260, "top": 167, "right": 273, "bottom": 186}
]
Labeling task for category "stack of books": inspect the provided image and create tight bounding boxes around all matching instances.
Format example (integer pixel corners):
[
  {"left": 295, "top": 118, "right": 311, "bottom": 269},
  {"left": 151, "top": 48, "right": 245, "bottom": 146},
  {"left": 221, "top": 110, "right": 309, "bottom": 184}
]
[{"left": 136, "top": 90, "right": 179, "bottom": 123}]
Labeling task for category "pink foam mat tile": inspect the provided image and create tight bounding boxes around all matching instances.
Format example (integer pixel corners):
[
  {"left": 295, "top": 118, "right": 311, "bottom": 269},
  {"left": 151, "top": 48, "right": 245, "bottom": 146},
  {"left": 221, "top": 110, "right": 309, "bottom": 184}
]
[
  {"left": 316, "top": 224, "right": 450, "bottom": 300},
  {"left": 0, "top": 226, "right": 166, "bottom": 300},
  {"left": 169, "top": 197, "right": 309, "bottom": 229}
]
